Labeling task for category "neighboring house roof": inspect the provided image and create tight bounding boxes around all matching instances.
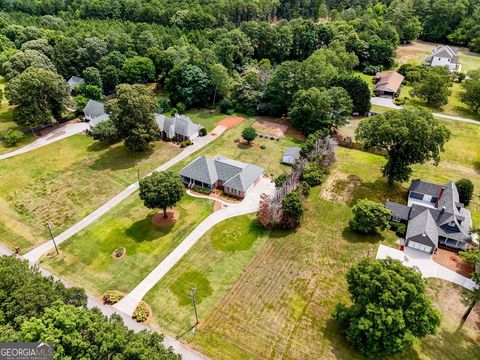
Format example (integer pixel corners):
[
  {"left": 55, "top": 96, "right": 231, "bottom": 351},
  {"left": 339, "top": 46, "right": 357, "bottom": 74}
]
[
  {"left": 406, "top": 209, "right": 439, "bottom": 247},
  {"left": 67, "top": 76, "right": 84, "bottom": 89},
  {"left": 284, "top": 147, "right": 301, "bottom": 159},
  {"left": 84, "top": 99, "right": 106, "bottom": 119},
  {"left": 179, "top": 155, "right": 264, "bottom": 192},
  {"left": 387, "top": 180, "right": 472, "bottom": 245},
  {"left": 374, "top": 71, "right": 404, "bottom": 93},
  {"left": 89, "top": 114, "right": 110, "bottom": 128},
  {"left": 426, "top": 45, "right": 459, "bottom": 64},
  {"left": 154, "top": 113, "right": 202, "bottom": 138}
]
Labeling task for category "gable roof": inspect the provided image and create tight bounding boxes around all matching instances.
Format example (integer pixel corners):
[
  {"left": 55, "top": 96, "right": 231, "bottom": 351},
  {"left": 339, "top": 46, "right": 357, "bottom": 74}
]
[
  {"left": 406, "top": 209, "right": 439, "bottom": 247},
  {"left": 410, "top": 179, "right": 443, "bottom": 197},
  {"left": 432, "top": 45, "right": 457, "bottom": 58},
  {"left": 284, "top": 147, "right": 301, "bottom": 158},
  {"left": 67, "top": 76, "right": 84, "bottom": 88},
  {"left": 375, "top": 71, "right": 404, "bottom": 93},
  {"left": 84, "top": 99, "right": 106, "bottom": 119},
  {"left": 154, "top": 113, "right": 202, "bottom": 137},
  {"left": 179, "top": 155, "right": 264, "bottom": 192}
]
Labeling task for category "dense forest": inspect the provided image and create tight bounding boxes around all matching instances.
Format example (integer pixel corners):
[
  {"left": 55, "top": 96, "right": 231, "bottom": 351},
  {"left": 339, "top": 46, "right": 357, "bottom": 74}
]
[{"left": 0, "top": 0, "right": 479, "bottom": 144}]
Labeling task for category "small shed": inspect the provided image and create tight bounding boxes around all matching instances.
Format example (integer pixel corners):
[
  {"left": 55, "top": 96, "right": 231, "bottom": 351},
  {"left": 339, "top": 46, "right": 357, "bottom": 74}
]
[
  {"left": 67, "top": 76, "right": 84, "bottom": 93},
  {"left": 282, "top": 147, "right": 301, "bottom": 165}
]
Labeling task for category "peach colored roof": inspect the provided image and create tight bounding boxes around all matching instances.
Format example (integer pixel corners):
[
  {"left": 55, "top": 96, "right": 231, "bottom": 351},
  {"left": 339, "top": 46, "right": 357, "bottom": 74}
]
[{"left": 375, "top": 71, "right": 404, "bottom": 93}]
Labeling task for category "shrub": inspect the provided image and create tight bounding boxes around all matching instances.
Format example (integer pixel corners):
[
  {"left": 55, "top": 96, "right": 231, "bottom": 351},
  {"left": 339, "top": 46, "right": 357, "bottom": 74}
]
[
  {"left": 394, "top": 97, "right": 406, "bottom": 105},
  {"left": 274, "top": 174, "right": 287, "bottom": 188},
  {"left": 133, "top": 302, "right": 149, "bottom": 322},
  {"left": 302, "top": 164, "right": 326, "bottom": 186},
  {"left": 179, "top": 139, "right": 192, "bottom": 148},
  {"left": 363, "top": 65, "right": 383, "bottom": 75},
  {"left": 103, "top": 290, "right": 124, "bottom": 305},
  {"left": 299, "top": 181, "right": 311, "bottom": 197},
  {"left": 395, "top": 223, "right": 406, "bottom": 237},
  {"left": 199, "top": 127, "right": 207, "bottom": 136},
  {"left": 260, "top": 144, "right": 266, "bottom": 149},
  {"left": 89, "top": 119, "right": 120, "bottom": 144},
  {"left": 175, "top": 102, "right": 186, "bottom": 113},
  {"left": 191, "top": 186, "right": 211, "bottom": 195},
  {"left": 156, "top": 96, "right": 170, "bottom": 113},
  {"left": 456, "top": 178, "right": 474, "bottom": 206},
  {"left": 280, "top": 191, "right": 304, "bottom": 229},
  {"left": 3, "top": 130, "right": 24, "bottom": 146},
  {"left": 241, "top": 126, "right": 257, "bottom": 144}
]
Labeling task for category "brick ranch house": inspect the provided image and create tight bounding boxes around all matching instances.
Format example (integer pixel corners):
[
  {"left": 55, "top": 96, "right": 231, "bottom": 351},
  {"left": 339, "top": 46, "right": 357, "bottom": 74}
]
[{"left": 179, "top": 155, "right": 264, "bottom": 198}]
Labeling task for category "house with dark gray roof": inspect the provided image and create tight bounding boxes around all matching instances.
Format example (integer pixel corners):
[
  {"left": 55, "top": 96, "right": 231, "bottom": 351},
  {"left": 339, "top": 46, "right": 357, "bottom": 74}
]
[
  {"left": 282, "top": 147, "right": 301, "bottom": 165},
  {"left": 387, "top": 180, "right": 472, "bottom": 254},
  {"left": 425, "top": 45, "right": 461, "bottom": 71},
  {"left": 179, "top": 155, "right": 264, "bottom": 198},
  {"left": 83, "top": 99, "right": 109, "bottom": 129},
  {"left": 154, "top": 113, "right": 202, "bottom": 142},
  {"left": 67, "top": 76, "right": 84, "bottom": 93}
]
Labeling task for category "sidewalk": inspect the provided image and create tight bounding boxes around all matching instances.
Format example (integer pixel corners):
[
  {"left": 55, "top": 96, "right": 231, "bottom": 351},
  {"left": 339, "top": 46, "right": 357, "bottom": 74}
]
[
  {"left": 22, "top": 126, "right": 227, "bottom": 264},
  {"left": 113, "top": 177, "right": 275, "bottom": 316}
]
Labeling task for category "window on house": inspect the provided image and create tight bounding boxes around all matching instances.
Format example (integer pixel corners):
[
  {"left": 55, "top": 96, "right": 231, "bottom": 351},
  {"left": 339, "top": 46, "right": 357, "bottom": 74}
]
[
  {"left": 392, "top": 216, "right": 401, "bottom": 222},
  {"left": 409, "top": 192, "right": 424, "bottom": 200}
]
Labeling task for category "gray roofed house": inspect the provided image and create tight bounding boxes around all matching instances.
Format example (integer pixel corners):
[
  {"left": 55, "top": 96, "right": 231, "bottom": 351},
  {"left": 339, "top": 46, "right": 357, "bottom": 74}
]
[
  {"left": 425, "top": 45, "right": 461, "bottom": 71},
  {"left": 67, "top": 76, "right": 84, "bottom": 93},
  {"left": 404, "top": 210, "right": 439, "bottom": 254},
  {"left": 154, "top": 113, "right": 202, "bottom": 141},
  {"left": 179, "top": 155, "right": 264, "bottom": 198},
  {"left": 387, "top": 180, "right": 472, "bottom": 254},
  {"left": 83, "top": 99, "right": 109, "bottom": 128},
  {"left": 282, "top": 147, "right": 301, "bottom": 165}
]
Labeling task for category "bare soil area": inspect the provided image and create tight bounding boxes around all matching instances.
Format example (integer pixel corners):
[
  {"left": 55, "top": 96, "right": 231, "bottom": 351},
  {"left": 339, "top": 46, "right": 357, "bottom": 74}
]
[
  {"left": 151, "top": 210, "right": 179, "bottom": 228},
  {"left": 321, "top": 170, "right": 362, "bottom": 204},
  {"left": 217, "top": 116, "right": 245, "bottom": 128},
  {"left": 433, "top": 248, "right": 474, "bottom": 277}
]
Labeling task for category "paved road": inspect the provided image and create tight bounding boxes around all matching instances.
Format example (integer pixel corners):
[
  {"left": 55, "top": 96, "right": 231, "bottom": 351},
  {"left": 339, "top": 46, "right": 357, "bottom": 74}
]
[
  {"left": 0, "top": 243, "right": 12, "bottom": 256},
  {"left": 371, "top": 97, "right": 480, "bottom": 125},
  {"left": 23, "top": 126, "right": 227, "bottom": 264},
  {"left": 0, "top": 122, "right": 89, "bottom": 160},
  {"left": 113, "top": 177, "right": 275, "bottom": 316},
  {"left": 376, "top": 244, "right": 477, "bottom": 290}
]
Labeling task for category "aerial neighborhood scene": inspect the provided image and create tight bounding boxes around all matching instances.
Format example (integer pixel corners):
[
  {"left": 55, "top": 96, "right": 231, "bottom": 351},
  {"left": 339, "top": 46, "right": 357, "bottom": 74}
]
[{"left": 1, "top": 1, "right": 480, "bottom": 359}]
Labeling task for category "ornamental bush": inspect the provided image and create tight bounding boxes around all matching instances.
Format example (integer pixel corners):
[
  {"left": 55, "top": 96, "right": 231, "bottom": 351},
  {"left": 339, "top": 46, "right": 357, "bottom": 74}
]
[
  {"left": 349, "top": 199, "right": 391, "bottom": 234},
  {"left": 133, "top": 302, "right": 149, "bottom": 322},
  {"left": 3, "top": 130, "right": 24, "bottom": 146},
  {"left": 102, "top": 290, "right": 124, "bottom": 304}
]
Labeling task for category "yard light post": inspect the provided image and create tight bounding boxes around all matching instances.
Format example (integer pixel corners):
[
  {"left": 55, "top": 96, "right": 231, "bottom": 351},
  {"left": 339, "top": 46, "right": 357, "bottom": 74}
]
[{"left": 47, "top": 221, "right": 59, "bottom": 255}]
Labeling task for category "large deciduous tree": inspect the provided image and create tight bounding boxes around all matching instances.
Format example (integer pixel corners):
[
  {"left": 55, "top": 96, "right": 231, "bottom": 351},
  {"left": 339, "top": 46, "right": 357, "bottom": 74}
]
[
  {"left": 333, "top": 258, "right": 441, "bottom": 357},
  {"left": 458, "top": 249, "right": 480, "bottom": 328},
  {"left": 349, "top": 199, "right": 391, "bottom": 234},
  {"left": 410, "top": 67, "right": 452, "bottom": 106},
  {"left": 355, "top": 107, "right": 451, "bottom": 184},
  {"left": 139, "top": 171, "right": 184, "bottom": 218},
  {"left": 166, "top": 64, "right": 212, "bottom": 108},
  {"left": 209, "top": 63, "right": 231, "bottom": 105},
  {"left": 107, "top": 84, "right": 159, "bottom": 152},
  {"left": 455, "top": 178, "right": 474, "bottom": 206},
  {"left": 331, "top": 74, "right": 371, "bottom": 114},
  {"left": 288, "top": 86, "right": 352, "bottom": 134},
  {"left": 459, "top": 69, "right": 480, "bottom": 113},
  {"left": 5, "top": 67, "right": 68, "bottom": 128},
  {"left": 2, "top": 49, "right": 56, "bottom": 80},
  {"left": 280, "top": 191, "right": 304, "bottom": 229},
  {"left": 121, "top": 56, "right": 155, "bottom": 84}
]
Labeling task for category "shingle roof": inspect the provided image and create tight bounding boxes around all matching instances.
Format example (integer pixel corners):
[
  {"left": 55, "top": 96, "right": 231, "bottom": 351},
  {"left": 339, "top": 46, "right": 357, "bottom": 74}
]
[
  {"left": 432, "top": 45, "right": 457, "bottom": 59},
  {"left": 386, "top": 201, "right": 410, "bottom": 221},
  {"left": 410, "top": 180, "right": 442, "bottom": 197},
  {"left": 89, "top": 113, "right": 110, "bottom": 128},
  {"left": 179, "top": 155, "right": 264, "bottom": 192},
  {"left": 84, "top": 99, "right": 107, "bottom": 119},
  {"left": 67, "top": 76, "right": 84, "bottom": 88},
  {"left": 284, "top": 147, "right": 301, "bottom": 158},
  {"left": 406, "top": 209, "right": 439, "bottom": 247},
  {"left": 154, "top": 113, "right": 201, "bottom": 138},
  {"left": 375, "top": 71, "right": 404, "bottom": 93}
]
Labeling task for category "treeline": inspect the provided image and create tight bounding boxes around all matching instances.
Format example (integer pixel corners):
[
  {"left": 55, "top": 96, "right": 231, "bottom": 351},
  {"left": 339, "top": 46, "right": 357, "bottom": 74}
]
[{"left": 0, "top": 256, "right": 180, "bottom": 359}]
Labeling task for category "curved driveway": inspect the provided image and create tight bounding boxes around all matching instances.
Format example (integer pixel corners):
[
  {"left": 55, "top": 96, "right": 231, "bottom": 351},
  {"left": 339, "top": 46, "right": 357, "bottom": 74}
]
[{"left": 113, "top": 177, "right": 275, "bottom": 316}]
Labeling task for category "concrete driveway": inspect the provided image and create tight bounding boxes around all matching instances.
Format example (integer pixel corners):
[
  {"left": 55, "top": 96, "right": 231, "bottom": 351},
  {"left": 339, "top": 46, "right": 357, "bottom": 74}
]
[
  {"left": 113, "top": 177, "right": 275, "bottom": 316},
  {"left": 0, "top": 122, "right": 89, "bottom": 160},
  {"left": 376, "top": 244, "right": 477, "bottom": 290}
]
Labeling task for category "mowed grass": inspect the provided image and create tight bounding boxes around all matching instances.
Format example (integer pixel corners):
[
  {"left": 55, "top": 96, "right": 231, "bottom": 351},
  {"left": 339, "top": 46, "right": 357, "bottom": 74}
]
[
  {"left": 144, "top": 215, "right": 270, "bottom": 336},
  {"left": 40, "top": 194, "right": 213, "bottom": 295},
  {"left": 0, "top": 135, "right": 181, "bottom": 251},
  {"left": 184, "top": 109, "right": 233, "bottom": 132}
]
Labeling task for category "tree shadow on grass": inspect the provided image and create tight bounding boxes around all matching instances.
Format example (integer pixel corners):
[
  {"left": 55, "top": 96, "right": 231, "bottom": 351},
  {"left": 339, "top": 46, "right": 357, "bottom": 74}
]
[
  {"left": 269, "top": 227, "right": 297, "bottom": 239},
  {"left": 473, "top": 161, "right": 480, "bottom": 174},
  {"left": 88, "top": 143, "right": 154, "bottom": 171},
  {"left": 341, "top": 227, "right": 387, "bottom": 244},
  {"left": 416, "top": 327, "right": 480, "bottom": 360},
  {"left": 349, "top": 179, "right": 406, "bottom": 206},
  {"left": 124, "top": 216, "right": 174, "bottom": 242}
]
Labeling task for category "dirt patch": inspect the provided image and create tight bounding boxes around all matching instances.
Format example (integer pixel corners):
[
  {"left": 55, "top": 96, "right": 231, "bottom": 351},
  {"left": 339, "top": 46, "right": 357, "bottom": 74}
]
[
  {"left": 253, "top": 119, "right": 289, "bottom": 137},
  {"left": 111, "top": 247, "right": 126, "bottom": 259},
  {"left": 433, "top": 248, "right": 474, "bottom": 277},
  {"left": 321, "top": 170, "right": 362, "bottom": 204},
  {"left": 151, "top": 210, "right": 179, "bottom": 228},
  {"left": 395, "top": 40, "right": 435, "bottom": 65},
  {"left": 213, "top": 201, "right": 223, "bottom": 212},
  {"left": 217, "top": 116, "right": 245, "bottom": 128}
]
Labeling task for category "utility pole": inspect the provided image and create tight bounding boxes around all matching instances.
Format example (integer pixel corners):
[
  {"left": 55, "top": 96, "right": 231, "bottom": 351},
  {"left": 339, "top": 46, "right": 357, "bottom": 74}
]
[
  {"left": 191, "top": 287, "right": 199, "bottom": 326},
  {"left": 47, "top": 221, "right": 59, "bottom": 255}
]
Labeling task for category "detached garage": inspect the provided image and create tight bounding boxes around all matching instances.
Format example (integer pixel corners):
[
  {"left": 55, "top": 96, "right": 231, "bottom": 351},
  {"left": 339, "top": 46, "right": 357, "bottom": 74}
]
[{"left": 405, "top": 210, "right": 438, "bottom": 254}]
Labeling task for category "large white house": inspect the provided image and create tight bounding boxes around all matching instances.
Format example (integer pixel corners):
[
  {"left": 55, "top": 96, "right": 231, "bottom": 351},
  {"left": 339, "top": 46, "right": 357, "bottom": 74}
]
[{"left": 425, "top": 45, "right": 461, "bottom": 71}]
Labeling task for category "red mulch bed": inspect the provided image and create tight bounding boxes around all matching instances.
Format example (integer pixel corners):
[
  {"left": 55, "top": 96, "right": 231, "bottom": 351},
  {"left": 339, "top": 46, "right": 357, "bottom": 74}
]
[
  {"left": 217, "top": 116, "right": 245, "bottom": 128},
  {"left": 151, "top": 210, "right": 179, "bottom": 228},
  {"left": 433, "top": 248, "right": 474, "bottom": 277}
]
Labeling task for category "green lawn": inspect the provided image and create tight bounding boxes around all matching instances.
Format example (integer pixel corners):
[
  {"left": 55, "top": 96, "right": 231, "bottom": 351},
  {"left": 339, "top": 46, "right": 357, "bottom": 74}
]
[
  {"left": 184, "top": 109, "right": 233, "bottom": 132},
  {"left": 144, "top": 214, "right": 270, "bottom": 336},
  {"left": 0, "top": 135, "right": 181, "bottom": 251},
  {"left": 40, "top": 194, "right": 213, "bottom": 295}
]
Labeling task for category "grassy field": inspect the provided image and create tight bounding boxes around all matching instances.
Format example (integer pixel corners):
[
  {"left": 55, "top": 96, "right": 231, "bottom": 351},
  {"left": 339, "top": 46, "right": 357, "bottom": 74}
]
[
  {"left": 40, "top": 194, "right": 213, "bottom": 295},
  {"left": 0, "top": 135, "right": 181, "bottom": 251},
  {"left": 184, "top": 109, "right": 232, "bottom": 131}
]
